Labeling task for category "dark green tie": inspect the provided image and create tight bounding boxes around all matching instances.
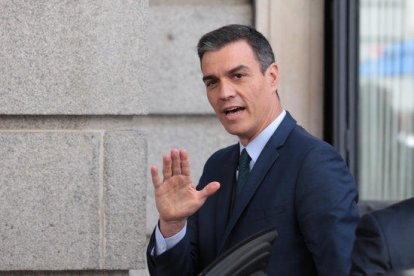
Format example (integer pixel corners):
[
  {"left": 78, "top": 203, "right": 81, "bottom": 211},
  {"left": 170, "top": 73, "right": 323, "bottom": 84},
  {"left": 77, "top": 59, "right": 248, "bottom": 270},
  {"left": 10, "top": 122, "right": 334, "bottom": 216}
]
[{"left": 237, "top": 149, "right": 251, "bottom": 194}]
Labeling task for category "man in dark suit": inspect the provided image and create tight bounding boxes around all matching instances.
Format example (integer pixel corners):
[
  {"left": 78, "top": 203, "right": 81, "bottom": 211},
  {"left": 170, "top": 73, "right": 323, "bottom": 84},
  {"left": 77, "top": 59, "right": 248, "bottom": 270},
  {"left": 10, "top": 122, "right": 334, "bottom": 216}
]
[
  {"left": 147, "top": 24, "right": 359, "bottom": 275},
  {"left": 351, "top": 197, "right": 414, "bottom": 275}
]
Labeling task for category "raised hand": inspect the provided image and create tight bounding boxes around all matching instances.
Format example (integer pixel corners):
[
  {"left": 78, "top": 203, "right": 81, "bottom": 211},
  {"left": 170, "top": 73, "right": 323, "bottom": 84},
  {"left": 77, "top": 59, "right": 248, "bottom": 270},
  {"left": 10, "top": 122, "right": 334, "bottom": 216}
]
[{"left": 151, "top": 149, "right": 220, "bottom": 237}]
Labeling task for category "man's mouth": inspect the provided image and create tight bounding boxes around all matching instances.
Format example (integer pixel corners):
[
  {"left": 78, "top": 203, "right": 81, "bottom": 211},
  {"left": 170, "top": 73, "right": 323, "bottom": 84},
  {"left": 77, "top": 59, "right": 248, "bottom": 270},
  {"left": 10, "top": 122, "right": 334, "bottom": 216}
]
[{"left": 224, "top": 107, "right": 245, "bottom": 115}]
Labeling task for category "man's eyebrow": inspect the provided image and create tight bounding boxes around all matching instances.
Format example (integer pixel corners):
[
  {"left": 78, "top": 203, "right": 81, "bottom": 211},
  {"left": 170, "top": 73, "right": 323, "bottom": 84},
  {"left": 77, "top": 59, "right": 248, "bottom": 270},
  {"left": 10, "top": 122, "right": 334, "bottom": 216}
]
[
  {"left": 202, "top": 75, "right": 216, "bottom": 82},
  {"left": 227, "top": 65, "right": 249, "bottom": 75},
  {"left": 202, "top": 65, "right": 250, "bottom": 82}
]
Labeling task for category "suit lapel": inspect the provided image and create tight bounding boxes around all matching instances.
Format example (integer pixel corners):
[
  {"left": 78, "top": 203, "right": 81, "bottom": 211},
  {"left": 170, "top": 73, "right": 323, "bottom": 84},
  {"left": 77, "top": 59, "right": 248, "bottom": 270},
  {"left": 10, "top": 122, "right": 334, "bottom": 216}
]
[
  {"left": 217, "top": 112, "right": 297, "bottom": 255},
  {"left": 214, "top": 145, "right": 239, "bottom": 249}
]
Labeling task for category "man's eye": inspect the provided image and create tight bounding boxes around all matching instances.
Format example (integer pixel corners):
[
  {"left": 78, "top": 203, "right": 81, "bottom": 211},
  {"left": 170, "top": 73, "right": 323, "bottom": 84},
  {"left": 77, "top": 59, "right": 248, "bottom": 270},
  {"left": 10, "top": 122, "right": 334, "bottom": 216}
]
[
  {"left": 206, "top": 80, "right": 218, "bottom": 88},
  {"left": 234, "top": 73, "right": 244, "bottom": 79}
]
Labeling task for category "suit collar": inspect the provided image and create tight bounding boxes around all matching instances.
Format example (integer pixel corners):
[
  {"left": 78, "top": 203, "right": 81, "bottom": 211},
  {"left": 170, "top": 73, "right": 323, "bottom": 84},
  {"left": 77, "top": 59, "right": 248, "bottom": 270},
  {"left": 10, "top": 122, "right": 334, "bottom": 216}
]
[
  {"left": 241, "top": 110, "right": 287, "bottom": 166},
  {"left": 214, "top": 144, "right": 239, "bottom": 248},
  {"left": 217, "top": 111, "right": 297, "bottom": 254},
  {"left": 267, "top": 111, "right": 297, "bottom": 149}
]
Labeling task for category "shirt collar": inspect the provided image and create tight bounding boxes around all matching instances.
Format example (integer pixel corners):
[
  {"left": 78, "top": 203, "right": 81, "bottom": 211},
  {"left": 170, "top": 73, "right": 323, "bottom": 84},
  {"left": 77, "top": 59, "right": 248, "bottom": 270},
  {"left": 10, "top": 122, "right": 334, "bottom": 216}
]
[{"left": 239, "top": 110, "right": 286, "bottom": 165}]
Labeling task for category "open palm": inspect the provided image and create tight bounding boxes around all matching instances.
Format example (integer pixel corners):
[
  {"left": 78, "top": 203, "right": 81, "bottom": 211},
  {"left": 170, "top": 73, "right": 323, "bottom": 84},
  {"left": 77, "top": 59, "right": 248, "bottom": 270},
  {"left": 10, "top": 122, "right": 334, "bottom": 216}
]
[{"left": 151, "top": 149, "right": 220, "bottom": 237}]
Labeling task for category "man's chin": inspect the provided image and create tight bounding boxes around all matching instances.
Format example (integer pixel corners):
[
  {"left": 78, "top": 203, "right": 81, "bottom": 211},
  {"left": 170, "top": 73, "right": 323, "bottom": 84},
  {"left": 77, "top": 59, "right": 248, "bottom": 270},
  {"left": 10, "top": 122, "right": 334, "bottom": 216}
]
[{"left": 223, "top": 126, "right": 244, "bottom": 138}]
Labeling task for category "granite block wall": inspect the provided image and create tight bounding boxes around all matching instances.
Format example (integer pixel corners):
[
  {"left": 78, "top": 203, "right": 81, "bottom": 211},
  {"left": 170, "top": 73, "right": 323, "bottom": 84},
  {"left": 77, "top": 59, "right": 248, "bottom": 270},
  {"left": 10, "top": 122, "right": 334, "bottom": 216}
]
[
  {"left": 0, "top": 0, "right": 252, "bottom": 274},
  {"left": 1, "top": 0, "right": 148, "bottom": 115},
  {"left": 0, "top": 131, "right": 146, "bottom": 270}
]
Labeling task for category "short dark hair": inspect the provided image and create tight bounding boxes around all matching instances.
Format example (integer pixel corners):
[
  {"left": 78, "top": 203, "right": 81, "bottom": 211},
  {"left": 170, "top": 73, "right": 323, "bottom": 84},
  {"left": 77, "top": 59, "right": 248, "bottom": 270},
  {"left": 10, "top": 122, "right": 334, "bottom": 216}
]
[{"left": 197, "top": 24, "right": 275, "bottom": 74}]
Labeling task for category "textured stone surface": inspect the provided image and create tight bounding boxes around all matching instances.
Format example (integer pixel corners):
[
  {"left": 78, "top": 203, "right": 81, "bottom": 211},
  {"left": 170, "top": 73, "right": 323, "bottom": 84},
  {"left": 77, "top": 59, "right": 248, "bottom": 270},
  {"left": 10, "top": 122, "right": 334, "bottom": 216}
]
[
  {"left": 0, "top": 130, "right": 147, "bottom": 270},
  {"left": 103, "top": 131, "right": 147, "bottom": 269},
  {"left": 141, "top": 116, "right": 237, "bottom": 234},
  {"left": 151, "top": 0, "right": 250, "bottom": 5},
  {"left": 128, "top": 269, "right": 149, "bottom": 276},
  {"left": 0, "top": 0, "right": 257, "bottom": 273},
  {"left": 147, "top": 5, "right": 252, "bottom": 114},
  {"left": 0, "top": 272, "right": 128, "bottom": 276},
  {"left": 0, "top": 0, "right": 148, "bottom": 115},
  {"left": 0, "top": 132, "right": 101, "bottom": 270},
  {"left": 0, "top": 115, "right": 238, "bottom": 237}
]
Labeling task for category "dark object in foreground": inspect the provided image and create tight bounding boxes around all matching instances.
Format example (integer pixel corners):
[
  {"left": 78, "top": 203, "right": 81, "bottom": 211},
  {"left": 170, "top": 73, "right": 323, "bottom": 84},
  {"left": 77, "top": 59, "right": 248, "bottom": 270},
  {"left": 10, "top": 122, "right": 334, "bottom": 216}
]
[{"left": 200, "top": 228, "right": 278, "bottom": 276}]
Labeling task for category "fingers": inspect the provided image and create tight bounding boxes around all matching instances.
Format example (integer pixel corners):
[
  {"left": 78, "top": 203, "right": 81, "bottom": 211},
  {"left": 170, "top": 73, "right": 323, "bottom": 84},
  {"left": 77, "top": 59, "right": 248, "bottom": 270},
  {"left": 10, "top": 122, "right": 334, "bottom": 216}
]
[
  {"left": 162, "top": 154, "right": 172, "bottom": 180},
  {"left": 162, "top": 149, "right": 191, "bottom": 181},
  {"left": 200, "top": 181, "right": 221, "bottom": 199},
  {"left": 180, "top": 149, "right": 191, "bottom": 176},
  {"left": 151, "top": 165, "right": 162, "bottom": 189},
  {"left": 171, "top": 149, "right": 181, "bottom": 176}
]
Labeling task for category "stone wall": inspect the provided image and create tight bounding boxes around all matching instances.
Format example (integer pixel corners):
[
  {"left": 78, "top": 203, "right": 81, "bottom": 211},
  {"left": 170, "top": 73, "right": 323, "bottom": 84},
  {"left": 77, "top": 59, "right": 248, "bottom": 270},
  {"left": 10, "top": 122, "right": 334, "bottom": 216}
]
[{"left": 0, "top": 0, "right": 252, "bottom": 274}]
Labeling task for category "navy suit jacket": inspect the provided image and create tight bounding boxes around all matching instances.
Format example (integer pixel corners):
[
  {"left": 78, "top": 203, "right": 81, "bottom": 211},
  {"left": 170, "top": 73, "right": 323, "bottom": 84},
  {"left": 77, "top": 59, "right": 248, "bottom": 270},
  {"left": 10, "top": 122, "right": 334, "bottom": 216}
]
[
  {"left": 147, "top": 112, "right": 359, "bottom": 275},
  {"left": 351, "top": 197, "right": 414, "bottom": 275}
]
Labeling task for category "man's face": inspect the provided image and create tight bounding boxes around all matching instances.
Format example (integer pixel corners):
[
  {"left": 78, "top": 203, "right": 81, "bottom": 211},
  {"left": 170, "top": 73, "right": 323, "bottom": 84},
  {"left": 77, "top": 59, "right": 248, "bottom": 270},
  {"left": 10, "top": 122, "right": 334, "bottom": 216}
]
[{"left": 201, "top": 40, "right": 280, "bottom": 146}]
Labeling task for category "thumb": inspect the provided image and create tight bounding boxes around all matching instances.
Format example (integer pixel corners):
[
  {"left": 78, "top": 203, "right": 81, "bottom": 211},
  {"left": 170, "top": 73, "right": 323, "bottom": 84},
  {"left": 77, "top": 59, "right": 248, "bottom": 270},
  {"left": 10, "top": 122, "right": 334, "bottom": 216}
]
[{"left": 200, "top": 181, "right": 221, "bottom": 199}]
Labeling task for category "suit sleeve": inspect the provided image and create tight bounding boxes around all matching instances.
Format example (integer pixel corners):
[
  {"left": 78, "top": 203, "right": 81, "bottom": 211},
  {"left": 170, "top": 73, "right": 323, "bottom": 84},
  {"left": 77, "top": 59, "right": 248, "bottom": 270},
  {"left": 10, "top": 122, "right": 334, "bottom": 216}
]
[
  {"left": 350, "top": 213, "right": 391, "bottom": 275},
  {"left": 146, "top": 215, "right": 200, "bottom": 275},
  {"left": 295, "top": 144, "right": 360, "bottom": 275}
]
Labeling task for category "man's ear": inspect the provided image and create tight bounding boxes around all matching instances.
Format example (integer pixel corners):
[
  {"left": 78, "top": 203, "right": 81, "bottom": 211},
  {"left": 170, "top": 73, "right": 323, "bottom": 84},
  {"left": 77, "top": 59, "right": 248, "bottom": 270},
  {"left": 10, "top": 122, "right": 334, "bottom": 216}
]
[{"left": 266, "top": 63, "right": 279, "bottom": 89}]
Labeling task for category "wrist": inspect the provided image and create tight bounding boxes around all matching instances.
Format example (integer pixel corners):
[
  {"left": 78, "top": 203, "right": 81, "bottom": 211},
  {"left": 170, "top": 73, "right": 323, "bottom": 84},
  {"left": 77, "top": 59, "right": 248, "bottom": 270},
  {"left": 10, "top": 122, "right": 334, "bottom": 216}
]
[{"left": 159, "top": 219, "right": 186, "bottom": 238}]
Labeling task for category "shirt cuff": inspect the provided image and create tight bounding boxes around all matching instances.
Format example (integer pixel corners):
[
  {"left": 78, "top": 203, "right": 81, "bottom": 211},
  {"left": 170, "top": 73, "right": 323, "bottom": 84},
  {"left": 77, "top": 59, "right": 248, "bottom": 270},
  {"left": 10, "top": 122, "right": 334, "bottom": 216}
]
[{"left": 154, "top": 221, "right": 187, "bottom": 255}]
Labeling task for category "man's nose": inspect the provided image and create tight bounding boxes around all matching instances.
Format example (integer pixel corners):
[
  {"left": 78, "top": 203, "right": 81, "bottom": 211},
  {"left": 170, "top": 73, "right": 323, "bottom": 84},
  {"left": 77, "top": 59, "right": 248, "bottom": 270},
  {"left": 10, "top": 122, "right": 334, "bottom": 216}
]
[{"left": 218, "top": 81, "right": 236, "bottom": 100}]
